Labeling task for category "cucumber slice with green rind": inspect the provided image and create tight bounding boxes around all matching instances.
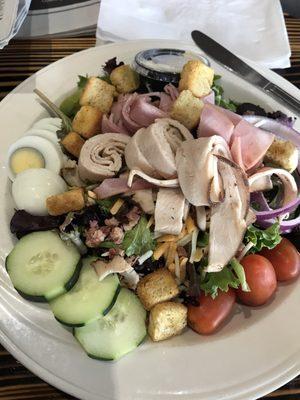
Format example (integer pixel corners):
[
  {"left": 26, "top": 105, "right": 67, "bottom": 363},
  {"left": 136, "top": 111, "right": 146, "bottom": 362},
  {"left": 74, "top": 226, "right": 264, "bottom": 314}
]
[
  {"left": 50, "top": 257, "right": 120, "bottom": 327},
  {"left": 74, "top": 288, "right": 147, "bottom": 361},
  {"left": 6, "top": 231, "right": 81, "bottom": 302}
]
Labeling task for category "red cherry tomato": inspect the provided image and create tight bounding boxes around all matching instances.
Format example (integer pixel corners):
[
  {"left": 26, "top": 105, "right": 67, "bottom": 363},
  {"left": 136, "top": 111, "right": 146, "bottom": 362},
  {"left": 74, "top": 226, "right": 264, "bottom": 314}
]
[
  {"left": 237, "top": 254, "right": 277, "bottom": 306},
  {"left": 187, "top": 289, "right": 236, "bottom": 335},
  {"left": 259, "top": 238, "right": 300, "bottom": 282}
]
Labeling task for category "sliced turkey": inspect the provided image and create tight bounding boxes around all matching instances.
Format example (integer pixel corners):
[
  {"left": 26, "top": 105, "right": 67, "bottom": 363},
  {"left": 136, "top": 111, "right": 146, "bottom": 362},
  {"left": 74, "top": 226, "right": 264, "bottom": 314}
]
[
  {"left": 78, "top": 133, "right": 130, "bottom": 183},
  {"left": 133, "top": 189, "right": 155, "bottom": 214},
  {"left": 128, "top": 169, "right": 179, "bottom": 188},
  {"left": 206, "top": 158, "right": 249, "bottom": 272},
  {"left": 248, "top": 167, "right": 297, "bottom": 206},
  {"left": 175, "top": 135, "right": 231, "bottom": 206},
  {"left": 154, "top": 188, "right": 185, "bottom": 235},
  {"left": 125, "top": 128, "right": 160, "bottom": 177}
]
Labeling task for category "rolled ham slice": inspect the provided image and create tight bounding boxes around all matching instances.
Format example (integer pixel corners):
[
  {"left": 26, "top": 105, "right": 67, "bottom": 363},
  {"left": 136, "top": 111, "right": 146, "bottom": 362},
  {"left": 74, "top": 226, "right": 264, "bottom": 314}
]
[
  {"left": 197, "top": 103, "right": 235, "bottom": 143},
  {"left": 232, "top": 120, "right": 274, "bottom": 171},
  {"left": 101, "top": 114, "right": 130, "bottom": 135},
  {"left": 78, "top": 133, "right": 130, "bottom": 183}
]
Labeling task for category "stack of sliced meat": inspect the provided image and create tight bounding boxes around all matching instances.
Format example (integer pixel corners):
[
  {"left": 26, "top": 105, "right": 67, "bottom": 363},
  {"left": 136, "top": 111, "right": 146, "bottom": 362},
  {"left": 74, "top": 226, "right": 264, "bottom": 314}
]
[{"left": 198, "top": 103, "right": 274, "bottom": 171}]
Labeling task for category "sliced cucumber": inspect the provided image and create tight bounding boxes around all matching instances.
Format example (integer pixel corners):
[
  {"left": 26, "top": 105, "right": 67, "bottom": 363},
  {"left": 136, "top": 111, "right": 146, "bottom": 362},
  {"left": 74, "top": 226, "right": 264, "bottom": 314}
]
[
  {"left": 49, "top": 257, "right": 120, "bottom": 327},
  {"left": 6, "top": 231, "right": 81, "bottom": 302},
  {"left": 74, "top": 288, "right": 147, "bottom": 361}
]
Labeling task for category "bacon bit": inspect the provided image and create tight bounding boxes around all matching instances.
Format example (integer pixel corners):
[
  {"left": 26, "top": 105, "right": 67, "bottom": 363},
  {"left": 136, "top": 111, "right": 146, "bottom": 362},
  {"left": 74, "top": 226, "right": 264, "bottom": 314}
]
[
  {"left": 109, "top": 226, "right": 124, "bottom": 244},
  {"left": 177, "top": 246, "right": 187, "bottom": 258},
  {"left": 105, "top": 217, "right": 119, "bottom": 227},
  {"left": 123, "top": 206, "right": 141, "bottom": 231},
  {"left": 85, "top": 222, "right": 110, "bottom": 248},
  {"left": 108, "top": 247, "right": 125, "bottom": 259}
]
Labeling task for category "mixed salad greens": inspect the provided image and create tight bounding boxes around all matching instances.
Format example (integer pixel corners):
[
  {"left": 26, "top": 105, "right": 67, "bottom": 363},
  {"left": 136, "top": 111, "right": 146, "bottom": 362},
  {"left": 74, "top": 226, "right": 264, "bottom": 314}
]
[{"left": 5, "top": 50, "right": 300, "bottom": 360}]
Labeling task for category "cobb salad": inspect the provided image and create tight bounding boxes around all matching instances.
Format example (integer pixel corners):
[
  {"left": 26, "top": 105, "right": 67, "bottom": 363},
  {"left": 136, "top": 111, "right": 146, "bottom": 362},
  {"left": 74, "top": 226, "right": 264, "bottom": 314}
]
[{"left": 5, "top": 50, "right": 300, "bottom": 361}]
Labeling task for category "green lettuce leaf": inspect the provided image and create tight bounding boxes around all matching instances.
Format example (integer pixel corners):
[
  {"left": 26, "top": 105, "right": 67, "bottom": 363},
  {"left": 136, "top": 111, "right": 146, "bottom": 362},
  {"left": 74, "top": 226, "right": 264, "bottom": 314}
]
[
  {"left": 96, "top": 197, "right": 117, "bottom": 214},
  {"left": 244, "top": 222, "right": 281, "bottom": 253},
  {"left": 212, "top": 75, "right": 238, "bottom": 112},
  {"left": 200, "top": 265, "right": 240, "bottom": 299},
  {"left": 121, "top": 216, "right": 155, "bottom": 256},
  {"left": 77, "top": 75, "right": 88, "bottom": 89},
  {"left": 200, "top": 258, "right": 249, "bottom": 299}
]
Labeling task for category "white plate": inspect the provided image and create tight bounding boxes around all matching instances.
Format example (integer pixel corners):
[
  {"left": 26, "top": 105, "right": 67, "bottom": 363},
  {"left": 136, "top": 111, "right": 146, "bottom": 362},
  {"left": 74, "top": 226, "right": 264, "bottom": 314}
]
[{"left": 0, "top": 40, "right": 300, "bottom": 400}]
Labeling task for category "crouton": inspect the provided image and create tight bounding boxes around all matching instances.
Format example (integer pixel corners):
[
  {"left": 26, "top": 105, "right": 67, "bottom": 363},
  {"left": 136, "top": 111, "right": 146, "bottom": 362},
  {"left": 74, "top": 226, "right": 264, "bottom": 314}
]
[
  {"left": 46, "top": 188, "right": 85, "bottom": 216},
  {"left": 137, "top": 268, "right": 179, "bottom": 310},
  {"left": 61, "top": 131, "right": 85, "bottom": 158},
  {"left": 170, "top": 90, "right": 204, "bottom": 129},
  {"left": 148, "top": 302, "right": 187, "bottom": 341},
  {"left": 110, "top": 65, "right": 140, "bottom": 94},
  {"left": 179, "top": 60, "right": 214, "bottom": 98},
  {"left": 264, "top": 137, "right": 298, "bottom": 173},
  {"left": 72, "top": 105, "right": 102, "bottom": 139},
  {"left": 80, "top": 76, "right": 115, "bottom": 113}
]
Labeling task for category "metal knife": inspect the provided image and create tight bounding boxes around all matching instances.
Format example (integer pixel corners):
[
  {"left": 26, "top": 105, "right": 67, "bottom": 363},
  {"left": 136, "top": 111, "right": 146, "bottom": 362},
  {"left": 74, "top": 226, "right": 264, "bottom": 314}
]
[{"left": 191, "top": 30, "right": 300, "bottom": 115}]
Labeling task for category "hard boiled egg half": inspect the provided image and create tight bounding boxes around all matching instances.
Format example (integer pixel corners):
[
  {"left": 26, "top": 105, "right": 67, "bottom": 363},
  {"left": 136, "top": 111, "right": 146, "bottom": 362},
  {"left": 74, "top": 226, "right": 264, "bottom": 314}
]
[
  {"left": 12, "top": 168, "right": 67, "bottom": 216},
  {"left": 7, "top": 135, "right": 63, "bottom": 181}
]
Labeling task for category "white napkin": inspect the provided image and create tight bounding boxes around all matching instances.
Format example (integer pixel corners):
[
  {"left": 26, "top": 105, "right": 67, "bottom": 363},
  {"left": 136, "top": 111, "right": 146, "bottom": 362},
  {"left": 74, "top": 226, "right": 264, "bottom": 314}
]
[{"left": 97, "top": 0, "right": 291, "bottom": 69}]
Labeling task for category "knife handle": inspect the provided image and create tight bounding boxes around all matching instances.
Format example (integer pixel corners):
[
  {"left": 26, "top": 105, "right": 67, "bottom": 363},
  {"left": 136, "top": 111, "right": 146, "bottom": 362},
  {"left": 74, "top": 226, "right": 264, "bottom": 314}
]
[{"left": 264, "top": 83, "right": 300, "bottom": 116}]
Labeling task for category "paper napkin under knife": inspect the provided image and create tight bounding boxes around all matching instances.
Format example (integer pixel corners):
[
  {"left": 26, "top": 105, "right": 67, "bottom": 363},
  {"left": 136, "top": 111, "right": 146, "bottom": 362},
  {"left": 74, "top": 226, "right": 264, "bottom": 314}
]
[{"left": 97, "top": 0, "right": 291, "bottom": 69}]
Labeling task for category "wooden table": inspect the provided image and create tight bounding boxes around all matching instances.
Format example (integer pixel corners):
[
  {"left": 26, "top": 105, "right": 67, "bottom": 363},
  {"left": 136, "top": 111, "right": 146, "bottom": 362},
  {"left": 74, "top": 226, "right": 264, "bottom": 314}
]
[{"left": 1, "top": 16, "right": 300, "bottom": 400}]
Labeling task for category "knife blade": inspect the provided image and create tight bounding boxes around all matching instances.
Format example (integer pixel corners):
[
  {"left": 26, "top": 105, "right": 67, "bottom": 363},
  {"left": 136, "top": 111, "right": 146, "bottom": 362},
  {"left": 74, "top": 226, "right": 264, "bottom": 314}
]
[{"left": 191, "top": 30, "right": 300, "bottom": 116}]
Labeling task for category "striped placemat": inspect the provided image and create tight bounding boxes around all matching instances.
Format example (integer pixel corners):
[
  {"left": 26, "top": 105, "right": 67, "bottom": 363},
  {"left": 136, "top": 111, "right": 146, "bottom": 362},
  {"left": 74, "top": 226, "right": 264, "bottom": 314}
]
[{"left": 0, "top": 15, "right": 300, "bottom": 400}]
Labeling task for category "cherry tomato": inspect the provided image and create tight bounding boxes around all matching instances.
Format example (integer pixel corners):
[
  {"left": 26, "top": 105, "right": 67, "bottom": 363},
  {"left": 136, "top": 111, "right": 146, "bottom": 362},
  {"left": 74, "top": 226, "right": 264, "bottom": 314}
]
[
  {"left": 187, "top": 289, "right": 236, "bottom": 335},
  {"left": 237, "top": 254, "right": 277, "bottom": 306},
  {"left": 259, "top": 238, "right": 300, "bottom": 282}
]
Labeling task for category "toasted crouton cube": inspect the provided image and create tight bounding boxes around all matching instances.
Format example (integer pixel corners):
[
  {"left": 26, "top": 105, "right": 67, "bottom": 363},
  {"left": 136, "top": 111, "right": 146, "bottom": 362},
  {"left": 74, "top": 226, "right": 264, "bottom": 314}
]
[
  {"left": 137, "top": 268, "right": 179, "bottom": 310},
  {"left": 80, "top": 76, "right": 115, "bottom": 113},
  {"left": 110, "top": 65, "right": 140, "bottom": 94},
  {"left": 179, "top": 60, "right": 214, "bottom": 98},
  {"left": 148, "top": 302, "right": 187, "bottom": 341},
  {"left": 72, "top": 105, "right": 102, "bottom": 139},
  {"left": 46, "top": 188, "right": 85, "bottom": 216},
  {"left": 264, "top": 138, "right": 298, "bottom": 173},
  {"left": 170, "top": 90, "right": 204, "bottom": 129},
  {"left": 61, "top": 131, "right": 85, "bottom": 158}
]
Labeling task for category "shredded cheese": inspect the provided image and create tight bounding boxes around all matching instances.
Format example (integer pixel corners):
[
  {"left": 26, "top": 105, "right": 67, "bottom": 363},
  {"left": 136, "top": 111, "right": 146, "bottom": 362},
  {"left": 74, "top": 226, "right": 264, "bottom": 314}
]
[
  {"left": 189, "top": 228, "right": 199, "bottom": 263},
  {"left": 193, "top": 247, "right": 203, "bottom": 263},
  {"left": 138, "top": 250, "right": 153, "bottom": 265},
  {"left": 110, "top": 198, "right": 124, "bottom": 215},
  {"left": 157, "top": 234, "right": 177, "bottom": 243},
  {"left": 174, "top": 252, "right": 180, "bottom": 280},
  {"left": 146, "top": 216, "right": 154, "bottom": 228},
  {"left": 186, "top": 215, "right": 196, "bottom": 234},
  {"left": 179, "top": 257, "right": 188, "bottom": 281},
  {"left": 166, "top": 242, "right": 177, "bottom": 266},
  {"left": 177, "top": 232, "right": 193, "bottom": 247},
  {"left": 153, "top": 242, "right": 169, "bottom": 260}
]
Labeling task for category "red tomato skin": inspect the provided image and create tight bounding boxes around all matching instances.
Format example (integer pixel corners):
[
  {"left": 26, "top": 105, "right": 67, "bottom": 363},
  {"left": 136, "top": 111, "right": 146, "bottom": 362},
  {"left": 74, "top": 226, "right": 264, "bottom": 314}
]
[
  {"left": 259, "top": 238, "right": 300, "bottom": 282},
  {"left": 237, "top": 254, "right": 277, "bottom": 306},
  {"left": 187, "top": 289, "right": 236, "bottom": 335}
]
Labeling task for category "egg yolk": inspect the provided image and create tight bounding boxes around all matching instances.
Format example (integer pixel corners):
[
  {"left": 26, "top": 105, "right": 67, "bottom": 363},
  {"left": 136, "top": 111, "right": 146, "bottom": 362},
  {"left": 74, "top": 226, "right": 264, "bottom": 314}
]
[{"left": 10, "top": 147, "right": 45, "bottom": 175}]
